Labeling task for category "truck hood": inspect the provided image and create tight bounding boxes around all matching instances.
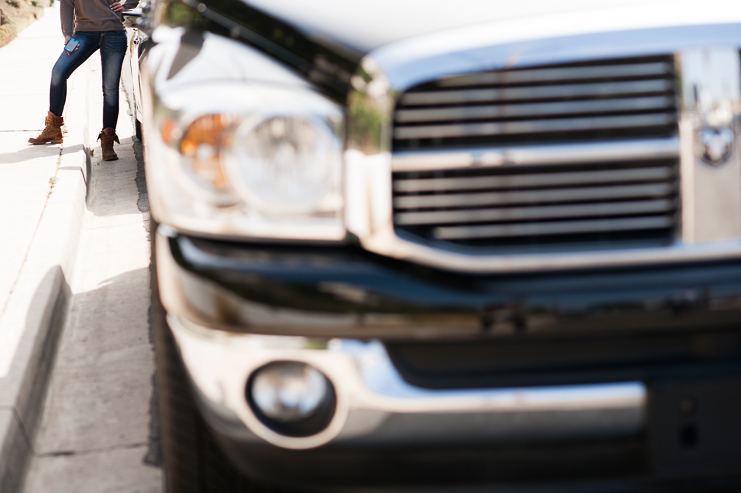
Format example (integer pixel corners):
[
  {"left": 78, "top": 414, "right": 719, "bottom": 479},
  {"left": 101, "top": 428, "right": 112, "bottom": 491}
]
[
  {"left": 165, "top": 0, "right": 740, "bottom": 102},
  {"left": 239, "top": 0, "right": 733, "bottom": 55}
]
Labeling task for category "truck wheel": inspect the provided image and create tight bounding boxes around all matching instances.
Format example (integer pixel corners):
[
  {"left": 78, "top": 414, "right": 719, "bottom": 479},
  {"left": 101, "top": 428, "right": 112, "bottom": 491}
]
[{"left": 151, "top": 226, "right": 274, "bottom": 493}]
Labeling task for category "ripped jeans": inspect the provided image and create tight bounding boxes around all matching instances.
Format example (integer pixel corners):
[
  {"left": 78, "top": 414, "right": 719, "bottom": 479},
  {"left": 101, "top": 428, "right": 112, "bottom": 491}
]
[{"left": 49, "top": 30, "right": 127, "bottom": 130}]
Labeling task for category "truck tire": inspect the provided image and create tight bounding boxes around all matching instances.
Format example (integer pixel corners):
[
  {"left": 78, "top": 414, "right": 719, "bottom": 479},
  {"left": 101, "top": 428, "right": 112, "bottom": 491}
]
[{"left": 151, "top": 225, "right": 275, "bottom": 493}]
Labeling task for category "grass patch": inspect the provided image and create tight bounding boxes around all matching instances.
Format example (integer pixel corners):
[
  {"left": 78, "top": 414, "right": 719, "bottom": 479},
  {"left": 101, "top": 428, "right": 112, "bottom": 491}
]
[{"left": 48, "top": 176, "right": 57, "bottom": 196}]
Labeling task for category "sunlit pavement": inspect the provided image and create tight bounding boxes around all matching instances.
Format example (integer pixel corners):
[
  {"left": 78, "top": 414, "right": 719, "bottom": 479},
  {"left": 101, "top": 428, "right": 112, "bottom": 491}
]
[{"left": 0, "top": 6, "right": 162, "bottom": 491}]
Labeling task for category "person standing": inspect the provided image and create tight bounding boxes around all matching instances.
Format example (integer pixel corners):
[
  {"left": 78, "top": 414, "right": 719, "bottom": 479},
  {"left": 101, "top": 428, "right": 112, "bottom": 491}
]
[{"left": 28, "top": 0, "right": 137, "bottom": 160}]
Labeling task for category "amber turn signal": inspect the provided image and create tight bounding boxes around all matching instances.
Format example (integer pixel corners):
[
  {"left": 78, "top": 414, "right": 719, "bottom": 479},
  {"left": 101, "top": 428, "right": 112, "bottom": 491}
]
[{"left": 179, "top": 115, "right": 235, "bottom": 195}]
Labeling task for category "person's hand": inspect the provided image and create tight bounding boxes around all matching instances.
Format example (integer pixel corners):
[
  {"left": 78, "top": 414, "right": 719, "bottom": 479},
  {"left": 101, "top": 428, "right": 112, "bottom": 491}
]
[
  {"left": 64, "top": 35, "right": 71, "bottom": 46},
  {"left": 109, "top": 1, "right": 124, "bottom": 12}
]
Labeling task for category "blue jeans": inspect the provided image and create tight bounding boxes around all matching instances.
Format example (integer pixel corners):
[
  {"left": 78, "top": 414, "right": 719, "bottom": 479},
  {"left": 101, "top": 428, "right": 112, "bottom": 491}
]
[{"left": 49, "top": 30, "right": 127, "bottom": 130}]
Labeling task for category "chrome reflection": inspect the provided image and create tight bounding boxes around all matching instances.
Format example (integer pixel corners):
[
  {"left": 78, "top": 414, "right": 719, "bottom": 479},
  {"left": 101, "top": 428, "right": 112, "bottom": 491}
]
[
  {"left": 344, "top": 23, "right": 741, "bottom": 273},
  {"left": 679, "top": 47, "right": 741, "bottom": 243},
  {"left": 169, "top": 315, "right": 647, "bottom": 450}
]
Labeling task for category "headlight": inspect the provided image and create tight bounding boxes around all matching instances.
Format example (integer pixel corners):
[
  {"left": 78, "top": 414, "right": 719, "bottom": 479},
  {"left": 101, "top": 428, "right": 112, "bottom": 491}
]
[
  {"left": 145, "top": 83, "right": 345, "bottom": 241},
  {"left": 226, "top": 116, "right": 342, "bottom": 215}
]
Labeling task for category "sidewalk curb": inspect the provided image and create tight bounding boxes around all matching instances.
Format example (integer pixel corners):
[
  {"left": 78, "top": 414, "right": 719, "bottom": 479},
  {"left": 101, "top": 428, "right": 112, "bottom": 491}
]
[{"left": 0, "top": 55, "right": 94, "bottom": 492}]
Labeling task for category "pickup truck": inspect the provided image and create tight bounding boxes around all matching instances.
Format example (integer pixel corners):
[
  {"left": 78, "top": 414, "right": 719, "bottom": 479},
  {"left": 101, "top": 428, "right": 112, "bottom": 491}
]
[{"left": 126, "top": 1, "right": 741, "bottom": 491}]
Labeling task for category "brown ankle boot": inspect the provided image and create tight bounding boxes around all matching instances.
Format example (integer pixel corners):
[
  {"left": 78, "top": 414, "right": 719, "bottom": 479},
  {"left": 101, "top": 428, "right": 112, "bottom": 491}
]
[
  {"left": 98, "top": 128, "right": 120, "bottom": 161},
  {"left": 28, "top": 111, "right": 64, "bottom": 145}
]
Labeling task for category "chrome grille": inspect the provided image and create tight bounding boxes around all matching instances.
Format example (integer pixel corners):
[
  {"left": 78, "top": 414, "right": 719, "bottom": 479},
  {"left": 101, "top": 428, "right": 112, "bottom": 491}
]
[
  {"left": 393, "top": 156, "right": 680, "bottom": 253},
  {"left": 391, "top": 56, "right": 681, "bottom": 254},
  {"left": 393, "top": 56, "right": 678, "bottom": 151}
]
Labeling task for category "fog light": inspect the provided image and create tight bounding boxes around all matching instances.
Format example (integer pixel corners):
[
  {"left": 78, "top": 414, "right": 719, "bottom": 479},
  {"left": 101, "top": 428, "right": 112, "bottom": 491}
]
[{"left": 247, "top": 362, "right": 336, "bottom": 437}]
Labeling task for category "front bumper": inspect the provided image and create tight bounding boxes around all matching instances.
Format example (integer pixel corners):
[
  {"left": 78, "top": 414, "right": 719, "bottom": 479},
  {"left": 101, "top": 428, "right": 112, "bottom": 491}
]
[
  {"left": 156, "top": 226, "right": 741, "bottom": 489},
  {"left": 170, "top": 314, "right": 645, "bottom": 451}
]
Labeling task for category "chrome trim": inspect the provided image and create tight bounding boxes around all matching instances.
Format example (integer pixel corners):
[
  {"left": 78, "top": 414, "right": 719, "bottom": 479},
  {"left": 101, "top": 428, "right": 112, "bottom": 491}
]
[
  {"left": 678, "top": 47, "right": 741, "bottom": 244},
  {"left": 390, "top": 138, "right": 680, "bottom": 172},
  {"left": 169, "top": 314, "right": 647, "bottom": 450},
  {"left": 121, "top": 7, "right": 143, "bottom": 18},
  {"left": 354, "top": 225, "right": 741, "bottom": 273},
  {"left": 344, "top": 20, "right": 741, "bottom": 273},
  {"left": 370, "top": 14, "right": 741, "bottom": 92}
]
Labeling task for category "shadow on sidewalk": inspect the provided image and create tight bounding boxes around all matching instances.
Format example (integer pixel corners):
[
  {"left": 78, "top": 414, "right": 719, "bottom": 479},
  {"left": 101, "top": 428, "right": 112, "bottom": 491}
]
[
  {"left": 85, "top": 136, "right": 146, "bottom": 219},
  {"left": 1, "top": 265, "right": 71, "bottom": 493},
  {"left": 0, "top": 143, "right": 68, "bottom": 165},
  {"left": 19, "top": 266, "right": 162, "bottom": 491},
  {"left": 0, "top": 143, "right": 85, "bottom": 166}
]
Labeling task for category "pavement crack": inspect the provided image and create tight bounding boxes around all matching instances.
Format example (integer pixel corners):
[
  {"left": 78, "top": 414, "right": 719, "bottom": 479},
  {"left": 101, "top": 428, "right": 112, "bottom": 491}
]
[
  {"left": 35, "top": 441, "right": 149, "bottom": 459},
  {"left": 10, "top": 408, "right": 34, "bottom": 455}
]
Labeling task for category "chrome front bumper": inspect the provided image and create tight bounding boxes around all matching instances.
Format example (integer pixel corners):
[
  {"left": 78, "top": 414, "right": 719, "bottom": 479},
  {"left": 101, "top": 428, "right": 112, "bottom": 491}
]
[{"left": 169, "top": 314, "right": 646, "bottom": 451}]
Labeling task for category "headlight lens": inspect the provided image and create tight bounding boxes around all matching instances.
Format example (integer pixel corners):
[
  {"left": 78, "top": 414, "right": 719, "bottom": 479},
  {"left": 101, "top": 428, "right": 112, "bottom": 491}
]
[{"left": 226, "top": 115, "right": 342, "bottom": 215}]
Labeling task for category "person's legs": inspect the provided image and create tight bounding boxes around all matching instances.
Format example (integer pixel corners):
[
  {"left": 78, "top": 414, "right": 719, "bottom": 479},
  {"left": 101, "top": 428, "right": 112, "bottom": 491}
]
[
  {"left": 49, "top": 32, "right": 100, "bottom": 117},
  {"left": 99, "top": 30, "right": 127, "bottom": 131},
  {"left": 29, "top": 33, "right": 100, "bottom": 144}
]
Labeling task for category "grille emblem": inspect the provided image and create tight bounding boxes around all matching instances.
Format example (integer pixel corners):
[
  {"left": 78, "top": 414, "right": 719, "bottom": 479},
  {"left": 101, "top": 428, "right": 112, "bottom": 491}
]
[{"left": 696, "top": 126, "right": 735, "bottom": 166}]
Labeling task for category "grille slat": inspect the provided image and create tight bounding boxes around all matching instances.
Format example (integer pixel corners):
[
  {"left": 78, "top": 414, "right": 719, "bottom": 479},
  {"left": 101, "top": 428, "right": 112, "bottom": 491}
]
[
  {"left": 400, "top": 79, "right": 672, "bottom": 106},
  {"left": 394, "top": 166, "right": 673, "bottom": 193},
  {"left": 434, "top": 216, "right": 674, "bottom": 240},
  {"left": 396, "top": 199, "right": 676, "bottom": 226},
  {"left": 394, "top": 114, "right": 675, "bottom": 140},
  {"left": 396, "top": 96, "right": 673, "bottom": 124},
  {"left": 391, "top": 56, "right": 680, "bottom": 254},
  {"left": 435, "top": 62, "right": 672, "bottom": 87},
  {"left": 395, "top": 182, "right": 675, "bottom": 209}
]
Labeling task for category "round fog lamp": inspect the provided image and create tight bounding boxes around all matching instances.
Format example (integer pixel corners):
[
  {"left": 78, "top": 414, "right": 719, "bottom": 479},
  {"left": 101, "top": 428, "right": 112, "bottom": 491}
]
[{"left": 248, "top": 362, "right": 336, "bottom": 437}]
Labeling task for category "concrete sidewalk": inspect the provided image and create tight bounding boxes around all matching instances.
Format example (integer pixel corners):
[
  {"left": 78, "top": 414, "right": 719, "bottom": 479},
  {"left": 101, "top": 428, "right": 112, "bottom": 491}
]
[{"left": 0, "top": 4, "right": 98, "bottom": 490}]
